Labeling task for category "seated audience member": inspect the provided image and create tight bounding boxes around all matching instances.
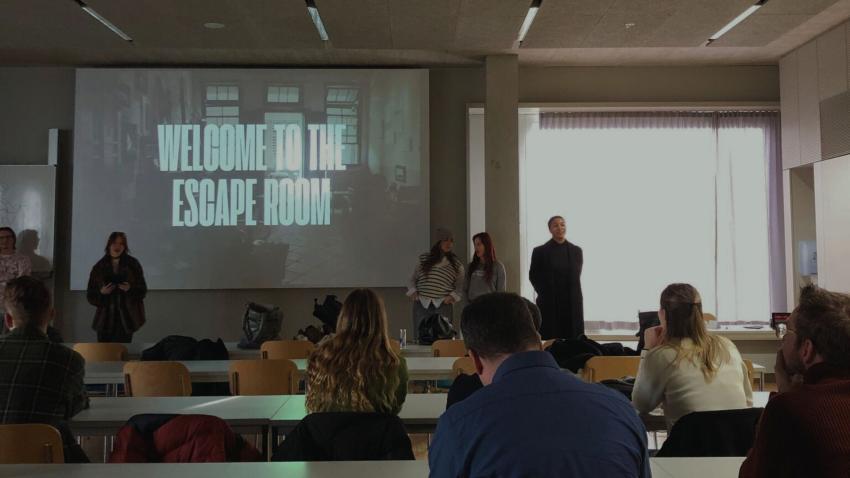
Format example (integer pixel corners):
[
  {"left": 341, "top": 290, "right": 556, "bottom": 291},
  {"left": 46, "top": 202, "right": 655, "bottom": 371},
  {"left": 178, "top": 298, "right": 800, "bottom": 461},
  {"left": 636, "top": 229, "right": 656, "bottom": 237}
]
[
  {"left": 446, "top": 296, "right": 542, "bottom": 409},
  {"left": 429, "top": 292, "right": 650, "bottom": 477},
  {"left": 0, "top": 276, "right": 89, "bottom": 461},
  {"left": 740, "top": 286, "right": 850, "bottom": 477},
  {"left": 306, "top": 288, "right": 408, "bottom": 414},
  {"left": 632, "top": 283, "right": 752, "bottom": 430}
]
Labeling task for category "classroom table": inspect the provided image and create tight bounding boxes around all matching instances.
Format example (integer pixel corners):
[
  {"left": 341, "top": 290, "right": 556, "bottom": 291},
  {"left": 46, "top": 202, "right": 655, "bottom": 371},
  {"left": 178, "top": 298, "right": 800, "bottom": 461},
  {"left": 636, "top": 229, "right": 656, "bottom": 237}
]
[
  {"left": 271, "top": 393, "right": 447, "bottom": 435},
  {"left": 0, "top": 458, "right": 745, "bottom": 477},
  {"left": 67, "top": 342, "right": 435, "bottom": 360},
  {"left": 84, "top": 357, "right": 460, "bottom": 386},
  {"left": 70, "top": 395, "right": 293, "bottom": 459}
]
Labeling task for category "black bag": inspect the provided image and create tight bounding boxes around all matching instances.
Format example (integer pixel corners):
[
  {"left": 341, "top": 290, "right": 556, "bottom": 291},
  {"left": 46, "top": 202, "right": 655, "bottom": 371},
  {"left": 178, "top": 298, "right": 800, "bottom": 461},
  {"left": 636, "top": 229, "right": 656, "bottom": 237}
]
[
  {"left": 418, "top": 313, "right": 456, "bottom": 345},
  {"left": 313, "top": 295, "right": 343, "bottom": 332},
  {"left": 238, "top": 302, "right": 283, "bottom": 349}
]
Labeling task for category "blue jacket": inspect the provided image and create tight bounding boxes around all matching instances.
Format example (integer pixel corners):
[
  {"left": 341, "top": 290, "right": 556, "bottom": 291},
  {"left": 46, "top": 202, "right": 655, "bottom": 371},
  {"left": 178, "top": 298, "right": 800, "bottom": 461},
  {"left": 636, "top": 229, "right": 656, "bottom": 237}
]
[{"left": 429, "top": 351, "right": 650, "bottom": 477}]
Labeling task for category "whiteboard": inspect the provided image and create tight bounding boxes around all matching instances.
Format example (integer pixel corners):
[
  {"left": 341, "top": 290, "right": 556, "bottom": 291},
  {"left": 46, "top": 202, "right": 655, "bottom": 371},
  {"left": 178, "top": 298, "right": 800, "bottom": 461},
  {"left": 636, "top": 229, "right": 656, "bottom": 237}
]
[{"left": 0, "top": 165, "right": 56, "bottom": 277}]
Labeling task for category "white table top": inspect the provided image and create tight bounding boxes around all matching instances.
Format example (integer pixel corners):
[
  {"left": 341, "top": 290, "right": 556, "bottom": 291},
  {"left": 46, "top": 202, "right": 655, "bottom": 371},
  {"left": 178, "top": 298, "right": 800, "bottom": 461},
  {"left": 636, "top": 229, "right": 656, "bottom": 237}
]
[
  {"left": 271, "top": 393, "right": 447, "bottom": 429},
  {"left": 84, "top": 357, "right": 460, "bottom": 385},
  {"left": 71, "top": 395, "right": 291, "bottom": 430},
  {"left": 652, "top": 457, "right": 745, "bottom": 477},
  {"left": 0, "top": 458, "right": 741, "bottom": 477},
  {"left": 68, "top": 342, "right": 435, "bottom": 359}
]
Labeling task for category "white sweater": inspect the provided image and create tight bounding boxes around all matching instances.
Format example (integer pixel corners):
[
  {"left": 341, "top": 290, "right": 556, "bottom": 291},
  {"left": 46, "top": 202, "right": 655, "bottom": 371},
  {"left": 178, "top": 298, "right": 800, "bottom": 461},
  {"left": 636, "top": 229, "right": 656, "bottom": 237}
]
[{"left": 631, "top": 336, "right": 753, "bottom": 430}]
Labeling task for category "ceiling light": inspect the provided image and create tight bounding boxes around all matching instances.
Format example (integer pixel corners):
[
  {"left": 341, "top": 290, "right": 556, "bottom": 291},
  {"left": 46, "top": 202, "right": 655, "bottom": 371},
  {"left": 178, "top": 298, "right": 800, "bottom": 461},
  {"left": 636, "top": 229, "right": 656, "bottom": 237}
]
[
  {"left": 75, "top": 0, "right": 133, "bottom": 42},
  {"left": 705, "top": 0, "right": 767, "bottom": 45},
  {"left": 204, "top": 22, "right": 225, "bottom": 29},
  {"left": 516, "top": 0, "right": 542, "bottom": 46},
  {"left": 306, "top": 0, "right": 329, "bottom": 41}
]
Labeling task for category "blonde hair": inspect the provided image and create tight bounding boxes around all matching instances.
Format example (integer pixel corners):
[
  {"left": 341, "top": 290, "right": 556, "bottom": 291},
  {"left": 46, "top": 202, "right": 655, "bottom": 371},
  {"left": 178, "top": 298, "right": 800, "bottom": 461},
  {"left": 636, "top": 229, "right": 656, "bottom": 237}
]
[
  {"left": 658, "top": 283, "right": 730, "bottom": 380},
  {"left": 305, "top": 289, "right": 401, "bottom": 413}
]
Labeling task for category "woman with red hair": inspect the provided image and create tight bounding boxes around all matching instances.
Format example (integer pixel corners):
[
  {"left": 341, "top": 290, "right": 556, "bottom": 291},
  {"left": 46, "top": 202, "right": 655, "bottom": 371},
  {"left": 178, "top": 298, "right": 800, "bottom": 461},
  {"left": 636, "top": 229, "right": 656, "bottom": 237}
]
[{"left": 464, "top": 232, "right": 506, "bottom": 303}]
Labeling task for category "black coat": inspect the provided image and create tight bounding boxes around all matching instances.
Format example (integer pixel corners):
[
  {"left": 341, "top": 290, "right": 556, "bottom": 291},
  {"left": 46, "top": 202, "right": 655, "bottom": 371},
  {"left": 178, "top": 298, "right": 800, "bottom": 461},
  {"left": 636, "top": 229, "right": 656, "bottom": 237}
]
[
  {"left": 273, "top": 412, "right": 414, "bottom": 462},
  {"left": 529, "top": 239, "right": 584, "bottom": 340},
  {"left": 86, "top": 254, "right": 147, "bottom": 334}
]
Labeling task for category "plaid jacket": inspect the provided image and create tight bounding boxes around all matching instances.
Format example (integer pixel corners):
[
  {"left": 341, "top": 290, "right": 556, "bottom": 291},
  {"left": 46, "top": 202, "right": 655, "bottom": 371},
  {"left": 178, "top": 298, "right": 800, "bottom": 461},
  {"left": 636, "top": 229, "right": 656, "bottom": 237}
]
[{"left": 0, "top": 327, "right": 88, "bottom": 423}]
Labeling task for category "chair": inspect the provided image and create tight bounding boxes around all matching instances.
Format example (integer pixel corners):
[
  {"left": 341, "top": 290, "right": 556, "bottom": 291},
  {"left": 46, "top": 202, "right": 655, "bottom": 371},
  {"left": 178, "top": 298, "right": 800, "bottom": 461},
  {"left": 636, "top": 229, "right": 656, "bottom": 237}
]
[
  {"left": 704, "top": 312, "right": 717, "bottom": 323},
  {"left": 581, "top": 356, "right": 641, "bottom": 382},
  {"left": 73, "top": 342, "right": 128, "bottom": 362},
  {"left": 124, "top": 361, "right": 192, "bottom": 397},
  {"left": 261, "top": 340, "right": 316, "bottom": 360},
  {"left": 432, "top": 339, "right": 466, "bottom": 357},
  {"left": 389, "top": 339, "right": 401, "bottom": 354},
  {"left": 452, "top": 357, "right": 475, "bottom": 376},
  {"left": 229, "top": 359, "right": 298, "bottom": 395},
  {"left": 542, "top": 339, "right": 556, "bottom": 350},
  {"left": 0, "top": 423, "right": 64, "bottom": 463},
  {"left": 656, "top": 408, "right": 764, "bottom": 457},
  {"left": 272, "top": 412, "right": 414, "bottom": 461},
  {"left": 743, "top": 359, "right": 760, "bottom": 390}
]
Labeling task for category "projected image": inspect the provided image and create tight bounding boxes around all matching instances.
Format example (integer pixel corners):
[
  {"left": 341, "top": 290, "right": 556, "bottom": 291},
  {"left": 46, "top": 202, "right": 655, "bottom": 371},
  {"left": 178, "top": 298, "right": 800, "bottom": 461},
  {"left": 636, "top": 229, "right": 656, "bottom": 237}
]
[{"left": 71, "top": 69, "right": 428, "bottom": 289}]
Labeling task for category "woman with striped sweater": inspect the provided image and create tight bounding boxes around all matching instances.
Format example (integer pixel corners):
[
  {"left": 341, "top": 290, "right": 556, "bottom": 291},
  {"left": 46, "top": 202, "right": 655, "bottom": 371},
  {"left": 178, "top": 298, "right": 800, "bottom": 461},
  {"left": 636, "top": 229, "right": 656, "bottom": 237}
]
[{"left": 407, "top": 227, "right": 464, "bottom": 342}]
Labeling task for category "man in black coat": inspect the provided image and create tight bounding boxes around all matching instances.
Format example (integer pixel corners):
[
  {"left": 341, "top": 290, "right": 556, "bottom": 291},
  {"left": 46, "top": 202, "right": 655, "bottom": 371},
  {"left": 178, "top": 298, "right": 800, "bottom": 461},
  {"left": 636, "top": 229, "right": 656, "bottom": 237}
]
[{"left": 529, "top": 215, "right": 584, "bottom": 340}]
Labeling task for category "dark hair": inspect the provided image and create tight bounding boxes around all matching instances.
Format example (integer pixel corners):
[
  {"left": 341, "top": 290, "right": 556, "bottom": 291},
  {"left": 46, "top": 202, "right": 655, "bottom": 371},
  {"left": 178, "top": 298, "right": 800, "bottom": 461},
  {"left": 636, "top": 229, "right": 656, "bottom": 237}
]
[
  {"left": 422, "top": 241, "right": 461, "bottom": 274},
  {"left": 547, "top": 216, "right": 564, "bottom": 228},
  {"left": 522, "top": 297, "right": 542, "bottom": 332},
  {"left": 461, "top": 292, "right": 541, "bottom": 359},
  {"left": 104, "top": 231, "right": 130, "bottom": 256},
  {"left": 794, "top": 285, "right": 850, "bottom": 368},
  {"left": 4, "top": 276, "right": 51, "bottom": 327},
  {"left": 468, "top": 232, "right": 497, "bottom": 284},
  {"left": 0, "top": 227, "right": 16, "bottom": 249}
]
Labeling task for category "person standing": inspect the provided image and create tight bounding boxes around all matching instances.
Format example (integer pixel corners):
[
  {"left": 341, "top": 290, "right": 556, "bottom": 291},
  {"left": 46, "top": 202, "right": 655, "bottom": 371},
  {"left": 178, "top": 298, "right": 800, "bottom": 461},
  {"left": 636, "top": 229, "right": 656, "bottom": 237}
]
[
  {"left": 407, "top": 227, "right": 464, "bottom": 342},
  {"left": 0, "top": 227, "right": 32, "bottom": 323},
  {"left": 529, "top": 216, "right": 584, "bottom": 339},
  {"left": 86, "top": 232, "right": 147, "bottom": 343},
  {"left": 464, "top": 232, "right": 506, "bottom": 303}
]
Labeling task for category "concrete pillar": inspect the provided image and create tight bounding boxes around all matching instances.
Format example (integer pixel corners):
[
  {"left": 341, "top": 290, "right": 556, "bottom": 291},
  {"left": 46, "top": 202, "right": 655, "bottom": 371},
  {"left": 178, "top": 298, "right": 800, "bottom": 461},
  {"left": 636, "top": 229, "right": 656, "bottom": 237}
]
[{"left": 485, "top": 55, "right": 520, "bottom": 292}]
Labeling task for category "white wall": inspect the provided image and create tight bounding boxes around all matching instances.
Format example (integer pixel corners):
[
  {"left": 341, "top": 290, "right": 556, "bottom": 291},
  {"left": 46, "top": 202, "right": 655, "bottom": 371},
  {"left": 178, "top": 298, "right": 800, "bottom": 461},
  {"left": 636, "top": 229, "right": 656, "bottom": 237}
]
[{"left": 814, "top": 154, "right": 850, "bottom": 294}]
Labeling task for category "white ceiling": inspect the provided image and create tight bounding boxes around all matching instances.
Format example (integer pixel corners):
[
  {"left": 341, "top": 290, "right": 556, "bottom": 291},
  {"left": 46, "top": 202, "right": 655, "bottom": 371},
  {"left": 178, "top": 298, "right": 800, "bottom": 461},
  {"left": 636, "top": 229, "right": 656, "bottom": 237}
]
[{"left": 2, "top": 0, "right": 850, "bottom": 66}]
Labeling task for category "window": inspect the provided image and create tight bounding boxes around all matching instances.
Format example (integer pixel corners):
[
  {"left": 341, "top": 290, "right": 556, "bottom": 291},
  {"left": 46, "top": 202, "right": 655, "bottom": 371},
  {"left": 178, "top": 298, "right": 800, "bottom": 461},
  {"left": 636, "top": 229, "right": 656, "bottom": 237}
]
[
  {"left": 520, "top": 111, "right": 782, "bottom": 333},
  {"left": 325, "top": 86, "right": 359, "bottom": 165},
  {"left": 205, "top": 85, "right": 239, "bottom": 125},
  {"left": 267, "top": 85, "right": 300, "bottom": 104}
]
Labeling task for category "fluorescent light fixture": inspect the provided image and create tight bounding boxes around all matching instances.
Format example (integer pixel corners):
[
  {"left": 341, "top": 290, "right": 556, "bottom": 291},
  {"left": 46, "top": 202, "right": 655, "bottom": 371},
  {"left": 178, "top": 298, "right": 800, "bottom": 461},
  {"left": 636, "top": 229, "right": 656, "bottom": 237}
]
[
  {"left": 76, "top": 1, "right": 133, "bottom": 42},
  {"left": 706, "top": 0, "right": 767, "bottom": 45},
  {"left": 517, "top": 0, "right": 542, "bottom": 45},
  {"left": 306, "top": 0, "right": 329, "bottom": 41}
]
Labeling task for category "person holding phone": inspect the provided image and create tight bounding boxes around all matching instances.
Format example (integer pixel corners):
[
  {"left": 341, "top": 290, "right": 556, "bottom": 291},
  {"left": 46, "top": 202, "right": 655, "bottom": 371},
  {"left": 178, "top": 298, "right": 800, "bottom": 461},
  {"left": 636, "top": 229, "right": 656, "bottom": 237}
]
[{"left": 86, "top": 232, "right": 147, "bottom": 343}]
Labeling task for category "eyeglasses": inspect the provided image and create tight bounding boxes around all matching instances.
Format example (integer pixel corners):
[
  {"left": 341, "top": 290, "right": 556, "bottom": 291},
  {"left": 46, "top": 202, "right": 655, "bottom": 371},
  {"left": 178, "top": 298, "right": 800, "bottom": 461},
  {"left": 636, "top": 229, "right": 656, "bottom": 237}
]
[{"left": 776, "top": 323, "right": 797, "bottom": 340}]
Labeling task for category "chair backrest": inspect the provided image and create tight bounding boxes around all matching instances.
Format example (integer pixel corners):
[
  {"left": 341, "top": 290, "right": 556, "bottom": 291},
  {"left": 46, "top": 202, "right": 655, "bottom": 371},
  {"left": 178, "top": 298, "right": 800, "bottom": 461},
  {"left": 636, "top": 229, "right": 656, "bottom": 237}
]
[
  {"left": 0, "top": 423, "right": 64, "bottom": 464},
  {"left": 124, "top": 361, "right": 192, "bottom": 397},
  {"left": 229, "top": 359, "right": 298, "bottom": 395},
  {"left": 581, "top": 356, "right": 641, "bottom": 382},
  {"left": 272, "top": 412, "right": 414, "bottom": 462},
  {"left": 389, "top": 339, "right": 401, "bottom": 354},
  {"left": 261, "top": 340, "right": 316, "bottom": 360},
  {"left": 657, "top": 407, "right": 764, "bottom": 457},
  {"left": 743, "top": 358, "right": 756, "bottom": 388},
  {"left": 704, "top": 312, "right": 717, "bottom": 323},
  {"left": 542, "top": 339, "right": 556, "bottom": 350},
  {"left": 452, "top": 357, "right": 475, "bottom": 376},
  {"left": 73, "top": 342, "right": 128, "bottom": 362},
  {"left": 432, "top": 339, "right": 466, "bottom": 357}
]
